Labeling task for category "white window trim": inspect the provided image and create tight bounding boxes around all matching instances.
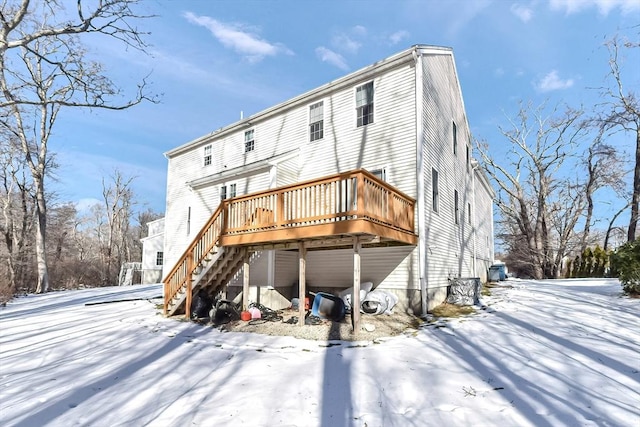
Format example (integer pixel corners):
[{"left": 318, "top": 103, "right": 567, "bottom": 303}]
[
  {"left": 244, "top": 129, "right": 255, "bottom": 153},
  {"left": 432, "top": 168, "right": 439, "bottom": 214},
  {"left": 309, "top": 100, "right": 324, "bottom": 142},
  {"left": 368, "top": 167, "right": 387, "bottom": 181},
  {"left": 203, "top": 144, "right": 212, "bottom": 166},
  {"left": 355, "top": 80, "right": 375, "bottom": 128}
]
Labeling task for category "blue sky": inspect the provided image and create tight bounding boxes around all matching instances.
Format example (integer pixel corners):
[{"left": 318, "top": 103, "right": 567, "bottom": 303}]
[{"left": 51, "top": 0, "right": 639, "bottom": 230}]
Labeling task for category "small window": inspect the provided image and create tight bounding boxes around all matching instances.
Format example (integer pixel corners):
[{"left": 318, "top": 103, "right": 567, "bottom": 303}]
[
  {"left": 156, "top": 251, "right": 164, "bottom": 266},
  {"left": 203, "top": 144, "right": 212, "bottom": 166},
  {"left": 356, "top": 81, "right": 374, "bottom": 127},
  {"left": 229, "top": 183, "right": 237, "bottom": 198},
  {"left": 220, "top": 185, "right": 227, "bottom": 201},
  {"left": 454, "top": 190, "right": 459, "bottom": 224},
  {"left": 453, "top": 121, "right": 458, "bottom": 155},
  {"left": 370, "top": 168, "right": 386, "bottom": 181},
  {"left": 244, "top": 129, "right": 255, "bottom": 153},
  {"left": 432, "top": 168, "right": 439, "bottom": 213},
  {"left": 309, "top": 101, "right": 324, "bottom": 142},
  {"left": 467, "top": 202, "right": 472, "bottom": 224},
  {"left": 466, "top": 144, "right": 470, "bottom": 169},
  {"left": 187, "top": 207, "right": 191, "bottom": 235}
]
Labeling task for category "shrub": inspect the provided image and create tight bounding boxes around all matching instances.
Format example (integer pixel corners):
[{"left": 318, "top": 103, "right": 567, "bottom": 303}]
[{"left": 610, "top": 240, "right": 640, "bottom": 296}]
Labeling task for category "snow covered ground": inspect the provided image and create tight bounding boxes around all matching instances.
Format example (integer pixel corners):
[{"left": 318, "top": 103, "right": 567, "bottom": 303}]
[{"left": 1, "top": 279, "right": 638, "bottom": 427}]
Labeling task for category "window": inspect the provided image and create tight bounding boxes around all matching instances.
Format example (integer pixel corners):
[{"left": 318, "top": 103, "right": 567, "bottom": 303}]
[
  {"left": 466, "top": 144, "right": 470, "bottom": 169},
  {"left": 356, "top": 81, "right": 374, "bottom": 127},
  {"left": 221, "top": 184, "right": 236, "bottom": 201},
  {"left": 432, "top": 168, "right": 439, "bottom": 213},
  {"left": 454, "top": 190, "right": 459, "bottom": 224},
  {"left": 187, "top": 207, "right": 191, "bottom": 235},
  {"left": 309, "top": 101, "right": 324, "bottom": 141},
  {"left": 467, "top": 202, "right": 472, "bottom": 224},
  {"left": 156, "top": 251, "right": 164, "bottom": 266},
  {"left": 453, "top": 121, "right": 458, "bottom": 155},
  {"left": 244, "top": 129, "right": 254, "bottom": 152},
  {"left": 203, "top": 144, "right": 212, "bottom": 166},
  {"left": 370, "top": 168, "right": 386, "bottom": 181}
]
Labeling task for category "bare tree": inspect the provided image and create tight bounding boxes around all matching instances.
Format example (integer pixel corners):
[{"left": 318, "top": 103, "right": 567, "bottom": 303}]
[
  {"left": 476, "top": 102, "right": 588, "bottom": 279},
  {"left": 100, "top": 170, "right": 136, "bottom": 284},
  {"left": 0, "top": 0, "right": 154, "bottom": 292},
  {"left": 580, "top": 133, "right": 627, "bottom": 253},
  {"left": 596, "top": 33, "right": 640, "bottom": 242},
  {"left": 0, "top": 133, "right": 34, "bottom": 294}
]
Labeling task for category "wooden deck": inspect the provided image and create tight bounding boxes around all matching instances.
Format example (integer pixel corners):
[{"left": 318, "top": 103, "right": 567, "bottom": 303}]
[{"left": 163, "top": 169, "right": 417, "bottom": 327}]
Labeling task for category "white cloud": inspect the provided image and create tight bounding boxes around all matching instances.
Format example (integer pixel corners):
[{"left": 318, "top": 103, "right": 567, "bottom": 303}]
[
  {"left": 183, "top": 12, "right": 293, "bottom": 62},
  {"left": 494, "top": 67, "right": 505, "bottom": 77},
  {"left": 352, "top": 25, "right": 367, "bottom": 37},
  {"left": 332, "top": 34, "right": 362, "bottom": 54},
  {"left": 330, "top": 25, "right": 369, "bottom": 54},
  {"left": 535, "top": 70, "right": 575, "bottom": 92},
  {"left": 549, "top": 0, "right": 640, "bottom": 15},
  {"left": 511, "top": 4, "right": 534, "bottom": 22},
  {"left": 389, "top": 30, "right": 410, "bottom": 45},
  {"left": 315, "top": 47, "right": 349, "bottom": 70}
]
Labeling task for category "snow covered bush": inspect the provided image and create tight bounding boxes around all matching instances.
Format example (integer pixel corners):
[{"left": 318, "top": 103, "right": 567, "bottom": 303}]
[{"left": 610, "top": 240, "right": 640, "bottom": 296}]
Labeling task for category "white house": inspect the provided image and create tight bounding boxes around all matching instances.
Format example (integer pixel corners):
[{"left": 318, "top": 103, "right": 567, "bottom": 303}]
[
  {"left": 140, "top": 217, "right": 165, "bottom": 284},
  {"left": 161, "top": 45, "right": 494, "bottom": 326}
]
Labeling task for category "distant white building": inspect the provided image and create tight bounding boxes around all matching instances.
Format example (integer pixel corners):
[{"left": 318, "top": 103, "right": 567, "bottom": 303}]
[{"left": 140, "top": 217, "right": 165, "bottom": 284}]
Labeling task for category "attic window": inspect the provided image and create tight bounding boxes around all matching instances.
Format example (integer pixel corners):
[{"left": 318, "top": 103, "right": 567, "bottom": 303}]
[
  {"left": 356, "top": 81, "right": 374, "bottom": 127},
  {"left": 245, "top": 129, "right": 255, "bottom": 153},
  {"left": 203, "top": 144, "right": 212, "bottom": 166}
]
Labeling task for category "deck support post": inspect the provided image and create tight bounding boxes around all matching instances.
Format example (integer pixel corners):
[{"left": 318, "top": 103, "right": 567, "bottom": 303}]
[
  {"left": 352, "top": 236, "right": 361, "bottom": 334},
  {"left": 242, "top": 249, "right": 250, "bottom": 310},
  {"left": 298, "top": 241, "right": 306, "bottom": 326}
]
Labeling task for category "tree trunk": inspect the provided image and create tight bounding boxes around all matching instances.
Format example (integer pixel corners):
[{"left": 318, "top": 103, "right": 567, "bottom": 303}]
[
  {"left": 34, "top": 178, "right": 49, "bottom": 293},
  {"left": 628, "top": 128, "right": 640, "bottom": 242}
]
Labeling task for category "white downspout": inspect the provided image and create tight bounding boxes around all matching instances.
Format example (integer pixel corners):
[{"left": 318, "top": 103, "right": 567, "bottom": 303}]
[
  {"left": 471, "top": 161, "right": 479, "bottom": 277},
  {"left": 414, "top": 48, "right": 428, "bottom": 317}
]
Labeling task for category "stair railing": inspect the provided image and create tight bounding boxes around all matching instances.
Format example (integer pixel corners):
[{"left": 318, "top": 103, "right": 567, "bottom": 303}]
[{"left": 163, "top": 203, "right": 225, "bottom": 317}]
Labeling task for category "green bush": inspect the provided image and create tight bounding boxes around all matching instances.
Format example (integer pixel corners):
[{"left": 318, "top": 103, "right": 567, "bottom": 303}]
[
  {"left": 567, "top": 246, "right": 609, "bottom": 278},
  {"left": 610, "top": 240, "right": 640, "bottom": 296}
]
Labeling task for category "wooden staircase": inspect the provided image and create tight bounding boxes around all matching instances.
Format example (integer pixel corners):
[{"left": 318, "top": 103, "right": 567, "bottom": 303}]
[
  {"left": 163, "top": 169, "right": 418, "bottom": 320},
  {"left": 165, "top": 245, "right": 245, "bottom": 317}
]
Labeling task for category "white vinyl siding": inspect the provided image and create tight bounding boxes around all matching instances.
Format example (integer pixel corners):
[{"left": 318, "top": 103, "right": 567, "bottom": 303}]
[
  {"left": 421, "top": 52, "right": 477, "bottom": 306},
  {"left": 305, "top": 246, "right": 416, "bottom": 290}
]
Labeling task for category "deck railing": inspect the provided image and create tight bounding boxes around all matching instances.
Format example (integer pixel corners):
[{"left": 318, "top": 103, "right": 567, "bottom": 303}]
[
  {"left": 224, "top": 169, "right": 415, "bottom": 236},
  {"left": 163, "top": 169, "right": 415, "bottom": 315}
]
